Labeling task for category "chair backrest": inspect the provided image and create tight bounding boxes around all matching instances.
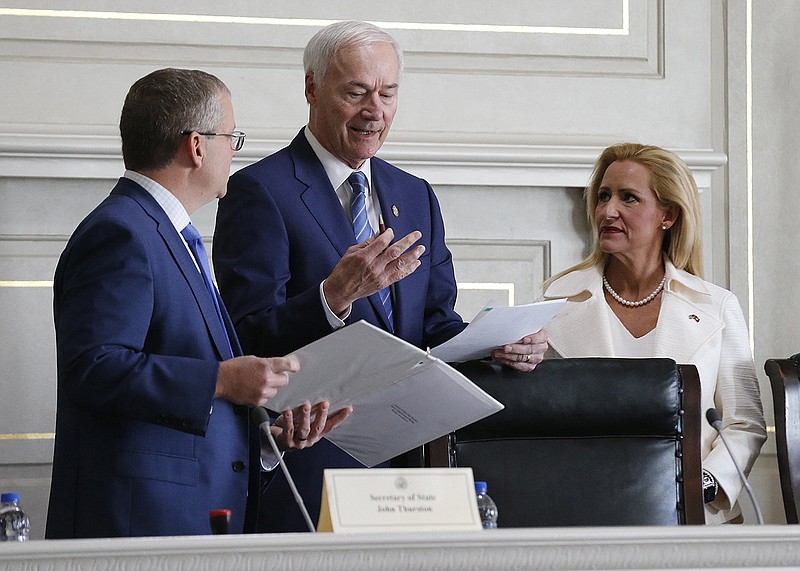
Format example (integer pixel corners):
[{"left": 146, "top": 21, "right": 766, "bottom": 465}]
[
  {"left": 427, "top": 357, "right": 704, "bottom": 526},
  {"left": 764, "top": 356, "right": 800, "bottom": 523}
]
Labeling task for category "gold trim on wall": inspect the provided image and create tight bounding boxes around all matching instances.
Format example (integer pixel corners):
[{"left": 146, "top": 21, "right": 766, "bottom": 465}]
[
  {"left": 0, "top": 281, "right": 53, "bottom": 287},
  {"left": 0, "top": 433, "right": 55, "bottom": 440},
  {"left": 0, "top": 6, "right": 630, "bottom": 36}
]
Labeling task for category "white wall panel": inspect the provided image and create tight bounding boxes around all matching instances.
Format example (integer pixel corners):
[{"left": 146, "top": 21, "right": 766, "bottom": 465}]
[{"left": 1, "top": 0, "right": 786, "bottom": 533}]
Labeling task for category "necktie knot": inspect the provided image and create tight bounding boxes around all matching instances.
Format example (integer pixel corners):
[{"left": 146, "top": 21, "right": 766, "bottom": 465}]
[
  {"left": 348, "top": 171, "right": 368, "bottom": 197},
  {"left": 181, "top": 222, "right": 202, "bottom": 244}
]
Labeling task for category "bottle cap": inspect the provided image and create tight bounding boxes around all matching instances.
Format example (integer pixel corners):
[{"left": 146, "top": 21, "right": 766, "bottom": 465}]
[
  {"left": 474, "top": 481, "right": 487, "bottom": 494},
  {"left": 1, "top": 492, "right": 20, "bottom": 503},
  {"left": 209, "top": 509, "right": 232, "bottom": 535}
]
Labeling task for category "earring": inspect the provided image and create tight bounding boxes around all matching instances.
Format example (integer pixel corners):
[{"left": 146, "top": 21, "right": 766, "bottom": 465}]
[{"left": 662, "top": 225, "right": 667, "bottom": 230}]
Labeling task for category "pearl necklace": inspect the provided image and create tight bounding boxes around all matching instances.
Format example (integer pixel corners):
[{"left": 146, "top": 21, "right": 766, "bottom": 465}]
[{"left": 602, "top": 273, "right": 667, "bottom": 308}]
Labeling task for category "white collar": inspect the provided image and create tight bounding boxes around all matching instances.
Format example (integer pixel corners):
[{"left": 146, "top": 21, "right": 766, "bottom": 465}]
[
  {"left": 123, "top": 170, "right": 190, "bottom": 233},
  {"left": 304, "top": 126, "right": 373, "bottom": 191},
  {"left": 544, "top": 257, "right": 712, "bottom": 304}
]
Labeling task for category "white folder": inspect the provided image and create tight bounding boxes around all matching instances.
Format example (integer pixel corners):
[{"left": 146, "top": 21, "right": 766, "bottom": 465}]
[{"left": 265, "top": 320, "right": 504, "bottom": 467}]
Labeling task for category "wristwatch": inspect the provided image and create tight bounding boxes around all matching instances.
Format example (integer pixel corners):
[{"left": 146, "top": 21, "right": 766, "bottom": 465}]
[{"left": 702, "top": 469, "right": 719, "bottom": 504}]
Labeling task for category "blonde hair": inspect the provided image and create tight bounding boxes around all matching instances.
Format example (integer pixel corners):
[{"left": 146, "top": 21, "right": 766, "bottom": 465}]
[{"left": 545, "top": 142, "right": 704, "bottom": 289}]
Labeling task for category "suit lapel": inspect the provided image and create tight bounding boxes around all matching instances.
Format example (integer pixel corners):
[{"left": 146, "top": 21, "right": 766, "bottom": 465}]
[
  {"left": 218, "top": 298, "right": 243, "bottom": 357},
  {"left": 653, "top": 288, "right": 723, "bottom": 363},
  {"left": 544, "top": 266, "right": 614, "bottom": 357},
  {"left": 291, "top": 134, "right": 358, "bottom": 260},
  {"left": 372, "top": 162, "right": 409, "bottom": 238},
  {"left": 545, "top": 262, "right": 724, "bottom": 363},
  {"left": 546, "top": 295, "right": 615, "bottom": 357},
  {"left": 291, "top": 134, "right": 394, "bottom": 331},
  {"left": 368, "top": 160, "right": 406, "bottom": 332},
  {"left": 114, "top": 180, "right": 237, "bottom": 360},
  {"left": 159, "top": 220, "right": 236, "bottom": 361}
]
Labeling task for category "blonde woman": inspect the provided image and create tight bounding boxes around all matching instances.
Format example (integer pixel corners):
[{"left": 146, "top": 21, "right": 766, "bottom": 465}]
[{"left": 542, "top": 143, "right": 766, "bottom": 524}]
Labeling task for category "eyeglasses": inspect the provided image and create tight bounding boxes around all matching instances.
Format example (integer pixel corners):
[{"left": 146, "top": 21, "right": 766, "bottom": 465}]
[{"left": 181, "top": 130, "right": 246, "bottom": 151}]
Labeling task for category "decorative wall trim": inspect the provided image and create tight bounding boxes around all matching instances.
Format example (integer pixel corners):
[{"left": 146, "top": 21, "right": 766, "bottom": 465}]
[
  {"left": 448, "top": 239, "right": 550, "bottom": 316},
  {"left": 0, "top": 1, "right": 662, "bottom": 77},
  {"left": 0, "top": 130, "right": 726, "bottom": 189}
]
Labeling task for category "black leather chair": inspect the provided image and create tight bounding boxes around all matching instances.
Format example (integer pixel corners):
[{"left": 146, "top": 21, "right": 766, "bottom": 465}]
[
  {"left": 764, "top": 355, "right": 800, "bottom": 523},
  {"left": 427, "top": 357, "right": 704, "bottom": 526}
]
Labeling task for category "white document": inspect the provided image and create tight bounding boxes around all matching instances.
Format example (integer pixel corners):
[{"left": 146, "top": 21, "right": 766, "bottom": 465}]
[
  {"left": 266, "top": 320, "right": 504, "bottom": 468},
  {"left": 430, "top": 298, "right": 568, "bottom": 363}
]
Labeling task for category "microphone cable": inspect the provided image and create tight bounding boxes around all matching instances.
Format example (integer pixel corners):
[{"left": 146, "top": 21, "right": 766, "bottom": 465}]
[
  {"left": 705, "top": 408, "right": 764, "bottom": 524},
  {"left": 253, "top": 406, "right": 316, "bottom": 532}
]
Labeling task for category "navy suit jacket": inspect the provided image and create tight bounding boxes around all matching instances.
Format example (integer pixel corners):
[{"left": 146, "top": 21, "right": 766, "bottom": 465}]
[
  {"left": 214, "top": 130, "right": 466, "bottom": 531},
  {"left": 46, "top": 178, "right": 256, "bottom": 538}
]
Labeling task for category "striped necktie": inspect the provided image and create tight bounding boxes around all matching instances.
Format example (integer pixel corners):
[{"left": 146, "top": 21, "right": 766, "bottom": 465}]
[{"left": 348, "top": 171, "right": 394, "bottom": 331}]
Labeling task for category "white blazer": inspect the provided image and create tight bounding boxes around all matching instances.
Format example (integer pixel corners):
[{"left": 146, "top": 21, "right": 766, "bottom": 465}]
[{"left": 542, "top": 260, "right": 766, "bottom": 524}]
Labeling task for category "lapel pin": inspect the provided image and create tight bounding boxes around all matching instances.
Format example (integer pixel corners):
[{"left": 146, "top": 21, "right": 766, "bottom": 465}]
[
  {"left": 689, "top": 314, "right": 700, "bottom": 323},
  {"left": 392, "top": 204, "right": 399, "bottom": 217}
]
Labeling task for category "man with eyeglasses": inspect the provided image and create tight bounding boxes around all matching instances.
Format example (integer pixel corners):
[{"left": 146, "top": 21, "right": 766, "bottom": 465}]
[
  {"left": 213, "top": 21, "right": 549, "bottom": 533},
  {"left": 179, "top": 129, "right": 247, "bottom": 151},
  {"left": 46, "top": 68, "right": 350, "bottom": 539}
]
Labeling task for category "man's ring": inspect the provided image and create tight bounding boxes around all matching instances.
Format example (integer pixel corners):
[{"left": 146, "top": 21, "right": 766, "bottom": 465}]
[{"left": 296, "top": 435, "right": 308, "bottom": 441}]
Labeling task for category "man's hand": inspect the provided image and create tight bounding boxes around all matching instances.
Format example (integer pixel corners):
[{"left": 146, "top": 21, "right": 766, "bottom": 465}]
[
  {"left": 323, "top": 228, "right": 424, "bottom": 315},
  {"left": 270, "top": 400, "right": 353, "bottom": 451},
  {"left": 490, "top": 329, "right": 549, "bottom": 372},
  {"left": 215, "top": 355, "right": 299, "bottom": 407}
]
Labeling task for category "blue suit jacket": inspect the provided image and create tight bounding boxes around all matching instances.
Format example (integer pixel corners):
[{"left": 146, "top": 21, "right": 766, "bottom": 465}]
[
  {"left": 214, "top": 130, "right": 466, "bottom": 531},
  {"left": 46, "top": 178, "right": 256, "bottom": 538}
]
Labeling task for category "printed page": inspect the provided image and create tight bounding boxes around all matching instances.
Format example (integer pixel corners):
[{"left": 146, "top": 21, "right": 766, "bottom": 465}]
[
  {"left": 325, "top": 356, "right": 503, "bottom": 467},
  {"left": 430, "top": 298, "right": 567, "bottom": 362},
  {"left": 266, "top": 321, "right": 503, "bottom": 467}
]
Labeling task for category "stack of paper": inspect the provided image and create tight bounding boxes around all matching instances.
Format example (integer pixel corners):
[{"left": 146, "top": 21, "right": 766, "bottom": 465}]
[{"left": 265, "top": 320, "right": 504, "bottom": 467}]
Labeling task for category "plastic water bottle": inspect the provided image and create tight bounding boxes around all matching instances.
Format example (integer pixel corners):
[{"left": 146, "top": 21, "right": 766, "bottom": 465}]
[
  {"left": 0, "top": 492, "right": 30, "bottom": 541},
  {"left": 474, "top": 481, "right": 498, "bottom": 529}
]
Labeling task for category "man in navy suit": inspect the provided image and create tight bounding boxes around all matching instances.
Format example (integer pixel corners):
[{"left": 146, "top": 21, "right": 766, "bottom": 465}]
[
  {"left": 213, "top": 21, "right": 548, "bottom": 532},
  {"left": 46, "top": 68, "right": 349, "bottom": 539}
]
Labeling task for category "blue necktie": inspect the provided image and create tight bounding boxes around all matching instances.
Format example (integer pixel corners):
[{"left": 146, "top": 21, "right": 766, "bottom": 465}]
[
  {"left": 348, "top": 171, "right": 393, "bottom": 331},
  {"left": 181, "top": 223, "right": 234, "bottom": 359}
]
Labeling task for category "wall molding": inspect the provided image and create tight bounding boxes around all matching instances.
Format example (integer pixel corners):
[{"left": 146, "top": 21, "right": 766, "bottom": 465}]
[
  {"left": 0, "top": 1, "right": 662, "bottom": 77},
  {"left": 447, "top": 239, "right": 550, "bottom": 314},
  {"left": 0, "top": 130, "right": 726, "bottom": 189}
]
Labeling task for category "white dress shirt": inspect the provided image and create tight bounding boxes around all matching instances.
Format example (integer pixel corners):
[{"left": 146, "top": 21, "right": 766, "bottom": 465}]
[{"left": 303, "top": 126, "right": 386, "bottom": 329}]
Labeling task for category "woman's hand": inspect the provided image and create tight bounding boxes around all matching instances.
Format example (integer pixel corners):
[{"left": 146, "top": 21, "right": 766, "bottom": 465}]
[{"left": 490, "top": 329, "right": 549, "bottom": 372}]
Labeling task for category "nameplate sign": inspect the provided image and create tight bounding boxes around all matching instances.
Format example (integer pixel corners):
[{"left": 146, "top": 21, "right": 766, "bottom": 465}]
[{"left": 317, "top": 468, "right": 482, "bottom": 533}]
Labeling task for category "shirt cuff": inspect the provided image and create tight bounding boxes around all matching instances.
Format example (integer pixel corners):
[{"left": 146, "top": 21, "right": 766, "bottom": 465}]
[{"left": 320, "top": 280, "right": 350, "bottom": 330}]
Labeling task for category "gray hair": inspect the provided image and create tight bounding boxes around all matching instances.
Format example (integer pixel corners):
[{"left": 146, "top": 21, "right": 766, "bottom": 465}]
[{"left": 303, "top": 20, "right": 404, "bottom": 85}]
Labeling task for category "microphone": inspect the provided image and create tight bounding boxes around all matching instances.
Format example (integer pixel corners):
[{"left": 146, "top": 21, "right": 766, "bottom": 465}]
[
  {"left": 705, "top": 408, "right": 764, "bottom": 524},
  {"left": 252, "top": 406, "right": 316, "bottom": 532}
]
